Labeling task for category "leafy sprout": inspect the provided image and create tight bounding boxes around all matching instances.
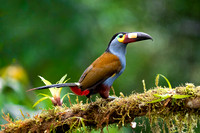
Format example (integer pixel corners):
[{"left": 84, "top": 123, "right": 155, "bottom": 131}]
[
  {"left": 148, "top": 74, "right": 192, "bottom": 103},
  {"left": 155, "top": 74, "right": 172, "bottom": 89},
  {"left": 33, "top": 74, "right": 74, "bottom": 107},
  {"left": 148, "top": 93, "right": 192, "bottom": 103}
]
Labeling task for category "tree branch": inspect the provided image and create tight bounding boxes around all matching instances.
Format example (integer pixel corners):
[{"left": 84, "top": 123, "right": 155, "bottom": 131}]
[{"left": 1, "top": 84, "right": 200, "bottom": 133}]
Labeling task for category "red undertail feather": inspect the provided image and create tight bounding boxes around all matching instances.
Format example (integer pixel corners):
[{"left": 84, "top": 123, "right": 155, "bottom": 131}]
[{"left": 70, "top": 86, "right": 90, "bottom": 96}]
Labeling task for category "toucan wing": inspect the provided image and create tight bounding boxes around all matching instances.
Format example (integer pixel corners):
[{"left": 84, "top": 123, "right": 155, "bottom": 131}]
[{"left": 79, "top": 52, "right": 122, "bottom": 90}]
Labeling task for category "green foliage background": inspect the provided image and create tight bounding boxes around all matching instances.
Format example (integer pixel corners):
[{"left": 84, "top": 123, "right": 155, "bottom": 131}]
[{"left": 0, "top": 0, "right": 200, "bottom": 132}]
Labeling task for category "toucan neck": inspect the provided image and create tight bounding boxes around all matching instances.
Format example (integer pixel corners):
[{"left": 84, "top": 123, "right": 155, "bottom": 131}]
[
  {"left": 106, "top": 42, "right": 127, "bottom": 77},
  {"left": 103, "top": 43, "right": 127, "bottom": 87},
  {"left": 107, "top": 43, "right": 127, "bottom": 59}
]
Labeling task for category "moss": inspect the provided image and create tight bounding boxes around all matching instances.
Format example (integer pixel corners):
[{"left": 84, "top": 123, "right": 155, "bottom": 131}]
[{"left": 1, "top": 84, "right": 200, "bottom": 133}]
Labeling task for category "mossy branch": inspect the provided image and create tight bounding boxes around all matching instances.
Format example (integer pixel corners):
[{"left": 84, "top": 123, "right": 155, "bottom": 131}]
[{"left": 1, "top": 84, "right": 200, "bottom": 133}]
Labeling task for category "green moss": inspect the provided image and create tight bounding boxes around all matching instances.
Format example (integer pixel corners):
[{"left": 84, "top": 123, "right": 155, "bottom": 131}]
[{"left": 1, "top": 84, "right": 200, "bottom": 133}]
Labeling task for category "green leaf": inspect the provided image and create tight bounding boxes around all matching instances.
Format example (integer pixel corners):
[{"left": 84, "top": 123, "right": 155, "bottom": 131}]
[
  {"left": 56, "top": 74, "right": 68, "bottom": 96},
  {"left": 148, "top": 93, "right": 192, "bottom": 103},
  {"left": 153, "top": 94, "right": 172, "bottom": 99},
  {"left": 156, "top": 74, "right": 172, "bottom": 89},
  {"left": 33, "top": 97, "right": 50, "bottom": 108},
  {"left": 58, "top": 74, "right": 67, "bottom": 84},
  {"left": 64, "top": 78, "right": 70, "bottom": 83},
  {"left": 61, "top": 94, "right": 68, "bottom": 103},
  {"left": 172, "top": 94, "right": 192, "bottom": 99},
  {"left": 38, "top": 93, "right": 52, "bottom": 98},
  {"left": 38, "top": 76, "right": 56, "bottom": 96},
  {"left": 153, "top": 94, "right": 162, "bottom": 98},
  {"left": 38, "top": 76, "right": 52, "bottom": 85},
  {"left": 148, "top": 94, "right": 172, "bottom": 103},
  {"left": 61, "top": 93, "right": 74, "bottom": 103},
  {"left": 147, "top": 98, "right": 164, "bottom": 103}
]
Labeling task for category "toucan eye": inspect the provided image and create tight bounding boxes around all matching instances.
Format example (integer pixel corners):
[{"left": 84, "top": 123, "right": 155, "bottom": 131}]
[
  {"left": 117, "top": 34, "right": 125, "bottom": 43},
  {"left": 118, "top": 34, "right": 123, "bottom": 38}
]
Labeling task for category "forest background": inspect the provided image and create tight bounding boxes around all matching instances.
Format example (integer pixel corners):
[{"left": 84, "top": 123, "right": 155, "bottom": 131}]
[{"left": 0, "top": 0, "right": 200, "bottom": 132}]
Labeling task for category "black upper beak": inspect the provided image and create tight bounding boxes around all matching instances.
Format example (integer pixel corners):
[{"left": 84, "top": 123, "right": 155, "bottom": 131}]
[{"left": 135, "top": 32, "right": 153, "bottom": 41}]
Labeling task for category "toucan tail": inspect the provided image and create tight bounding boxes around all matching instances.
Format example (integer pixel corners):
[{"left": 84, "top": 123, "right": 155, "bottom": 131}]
[{"left": 27, "top": 83, "right": 80, "bottom": 92}]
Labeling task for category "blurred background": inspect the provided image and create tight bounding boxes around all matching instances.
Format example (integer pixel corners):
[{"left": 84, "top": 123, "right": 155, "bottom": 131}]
[{"left": 0, "top": 0, "right": 200, "bottom": 132}]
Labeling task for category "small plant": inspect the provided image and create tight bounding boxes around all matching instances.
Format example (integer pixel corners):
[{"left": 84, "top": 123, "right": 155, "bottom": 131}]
[
  {"left": 148, "top": 74, "right": 192, "bottom": 103},
  {"left": 155, "top": 74, "right": 172, "bottom": 89},
  {"left": 33, "top": 74, "right": 73, "bottom": 107}
]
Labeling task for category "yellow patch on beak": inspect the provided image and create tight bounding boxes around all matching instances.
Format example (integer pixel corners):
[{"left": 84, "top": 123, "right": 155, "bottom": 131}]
[
  {"left": 117, "top": 35, "right": 125, "bottom": 43},
  {"left": 128, "top": 33, "right": 137, "bottom": 39}
]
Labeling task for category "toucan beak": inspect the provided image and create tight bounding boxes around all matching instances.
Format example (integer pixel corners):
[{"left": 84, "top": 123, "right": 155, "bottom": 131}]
[{"left": 123, "top": 32, "right": 153, "bottom": 44}]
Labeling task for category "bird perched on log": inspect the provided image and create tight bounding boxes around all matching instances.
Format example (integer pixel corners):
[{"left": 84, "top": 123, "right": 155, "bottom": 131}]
[{"left": 28, "top": 32, "right": 152, "bottom": 99}]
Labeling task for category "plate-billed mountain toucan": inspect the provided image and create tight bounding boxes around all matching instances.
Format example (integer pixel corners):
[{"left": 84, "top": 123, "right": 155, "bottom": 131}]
[{"left": 28, "top": 32, "right": 152, "bottom": 99}]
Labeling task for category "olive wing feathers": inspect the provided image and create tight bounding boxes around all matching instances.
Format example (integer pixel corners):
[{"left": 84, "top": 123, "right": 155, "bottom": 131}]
[{"left": 79, "top": 52, "right": 122, "bottom": 90}]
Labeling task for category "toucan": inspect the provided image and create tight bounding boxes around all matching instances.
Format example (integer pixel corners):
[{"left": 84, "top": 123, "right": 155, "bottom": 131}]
[{"left": 28, "top": 32, "right": 152, "bottom": 99}]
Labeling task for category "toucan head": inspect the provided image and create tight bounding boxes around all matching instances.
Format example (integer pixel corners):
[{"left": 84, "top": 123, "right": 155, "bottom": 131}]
[
  {"left": 116, "top": 32, "right": 153, "bottom": 44},
  {"left": 106, "top": 32, "right": 153, "bottom": 53}
]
